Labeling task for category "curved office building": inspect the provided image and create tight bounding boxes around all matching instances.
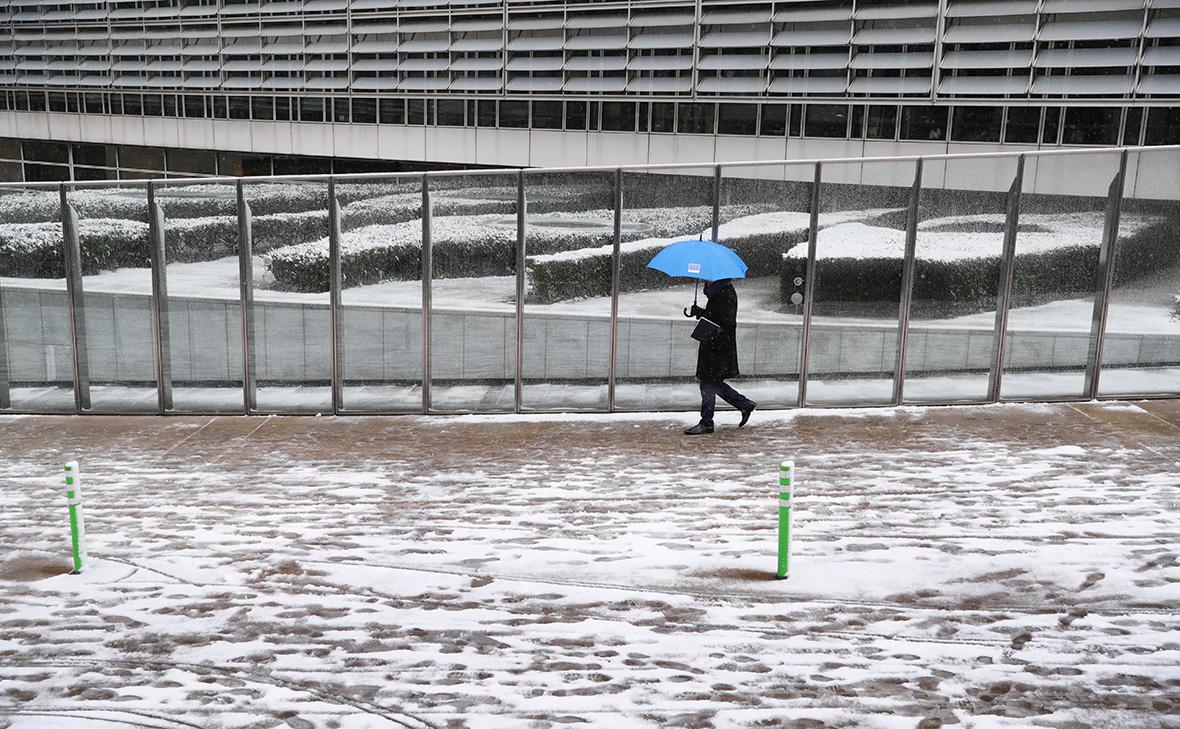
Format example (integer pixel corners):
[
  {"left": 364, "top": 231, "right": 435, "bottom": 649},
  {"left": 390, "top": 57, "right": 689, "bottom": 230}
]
[{"left": 1, "top": 0, "right": 1180, "bottom": 179}]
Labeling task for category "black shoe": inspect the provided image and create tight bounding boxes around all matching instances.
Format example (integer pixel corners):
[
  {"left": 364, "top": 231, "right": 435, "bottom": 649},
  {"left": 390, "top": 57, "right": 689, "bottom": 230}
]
[
  {"left": 738, "top": 402, "right": 757, "bottom": 428},
  {"left": 684, "top": 422, "right": 714, "bottom": 435}
]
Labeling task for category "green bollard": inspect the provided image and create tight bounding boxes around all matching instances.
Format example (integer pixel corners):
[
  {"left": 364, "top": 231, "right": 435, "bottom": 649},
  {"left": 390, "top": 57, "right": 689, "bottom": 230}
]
[
  {"left": 776, "top": 461, "right": 793, "bottom": 580},
  {"left": 65, "top": 461, "right": 85, "bottom": 574}
]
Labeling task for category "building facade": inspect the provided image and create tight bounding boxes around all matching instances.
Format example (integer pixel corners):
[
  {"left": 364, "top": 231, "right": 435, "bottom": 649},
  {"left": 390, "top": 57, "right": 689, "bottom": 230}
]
[{"left": 1, "top": 0, "right": 1179, "bottom": 181}]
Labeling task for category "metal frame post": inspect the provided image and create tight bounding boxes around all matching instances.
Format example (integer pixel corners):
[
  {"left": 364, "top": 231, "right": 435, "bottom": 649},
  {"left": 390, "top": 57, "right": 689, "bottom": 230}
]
[
  {"left": 608, "top": 168, "right": 623, "bottom": 413},
  {"left": 987, "top": 156, "right": 1025, "bottom": 403},
  {"left": 0, "top": 283, "right": 9, "bottom": 410},
  {"left": 797, "top": 162, "right": 822, "bottom": 408},
  {"left": 60, "top": 186, "right": 90, "bottom": 412},
  {"left": 420, "top": 175, "right": 432, "bottom": 414},
  {"left": 893, "top": 159, "right": 923, "bottom": 405},
  {"left": 236, "top": 180, "right": 257, "bottom": 413},
  {"left": 146, "top": 182, "right": 172, "bottom": 413},
  {"left": 1084, "top": 150, "right": 1129, "bottom": 400},
  {"left": 710, "top": 165, "right": 721, "bottom": 242},
  {"left": 514, "top": 171, "right": 526, "bottom": 414},
  {"left": 328, "top": 180, "right": 343, "bottom": 415}
]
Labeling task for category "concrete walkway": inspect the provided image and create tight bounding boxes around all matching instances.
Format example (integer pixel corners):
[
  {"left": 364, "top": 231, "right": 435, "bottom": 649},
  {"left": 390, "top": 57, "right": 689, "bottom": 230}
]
[{"left": 1, "top": 401, "right": 1178, "bottom": 728}]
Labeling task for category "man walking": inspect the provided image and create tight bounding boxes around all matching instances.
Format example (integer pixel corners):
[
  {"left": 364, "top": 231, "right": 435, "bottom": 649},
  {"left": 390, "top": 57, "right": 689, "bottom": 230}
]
[{"left": 684, "top": 278, "right": 756, "bottom": 435}]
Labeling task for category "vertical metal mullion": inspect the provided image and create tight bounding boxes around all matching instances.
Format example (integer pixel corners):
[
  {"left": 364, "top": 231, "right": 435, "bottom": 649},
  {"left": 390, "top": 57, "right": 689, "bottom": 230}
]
[
  {"left": 987, "top": 155, "right": 1025, "bottom": 403},
  {"left": 146, "top": 182, "right": 172, "bottom": 413},
  {"left": 710, "top": 165, "right": 721, "bottom": 242},
  {"left": 421, "top": 175, "right": 432, "bottom": 414},
  {"left": 797, "top": 162, "right": 822, "bottom": 408},
  {"left": 892, "top": 159, "right": 923, "bottom": 406},
  {"left": 1083, "top": 150, "right": 1128, "bottom": 400},
  {"left": 327, "top": 180, "right": 343, "bottom": 415},
  {"left": 514, "top": 171, "right": 526, "bottom": 414},
  {"left": 0, "top": 283, "right": 9, "bottom": 410},
  {"left": 608, "top": 168, "right": 623, "bottom": 413},
  {"left": 237, "top": 180, "right": 257, "bottom": 414},
  {"left": 61, "top": 185, "right": 90, "bottom": 413}
]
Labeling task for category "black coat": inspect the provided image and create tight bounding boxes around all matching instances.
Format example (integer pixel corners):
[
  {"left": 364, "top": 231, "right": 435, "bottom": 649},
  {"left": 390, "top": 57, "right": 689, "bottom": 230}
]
[{"left": 695, "top": 279, "right": 740, "bottom": 381}]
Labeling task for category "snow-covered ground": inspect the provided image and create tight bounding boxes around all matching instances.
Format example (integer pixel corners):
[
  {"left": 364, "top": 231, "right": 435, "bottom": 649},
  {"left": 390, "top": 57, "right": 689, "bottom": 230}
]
[{"left": 1, "top": 402, "right": 1178, "bottom": 728}]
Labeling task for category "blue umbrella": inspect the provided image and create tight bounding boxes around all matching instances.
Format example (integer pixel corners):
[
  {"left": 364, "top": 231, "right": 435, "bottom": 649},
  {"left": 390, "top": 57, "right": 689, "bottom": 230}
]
[
  {"left": 647, "top": 239, "right": 749, "bottom": 317},
  {"left": 647, "top": 239, "right": 748, "bottom": 282}
]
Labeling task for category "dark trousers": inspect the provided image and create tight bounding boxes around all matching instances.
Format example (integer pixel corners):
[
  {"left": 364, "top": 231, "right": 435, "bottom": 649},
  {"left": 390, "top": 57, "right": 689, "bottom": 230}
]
[{"left": 699, "top": 377, "right": 754, "bottom": 426}]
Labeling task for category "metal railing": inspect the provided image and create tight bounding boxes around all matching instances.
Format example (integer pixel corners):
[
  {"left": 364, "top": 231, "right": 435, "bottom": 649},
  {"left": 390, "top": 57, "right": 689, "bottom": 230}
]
[{"left": 1, "top": 144, "right": 1179, "bottom": 416}]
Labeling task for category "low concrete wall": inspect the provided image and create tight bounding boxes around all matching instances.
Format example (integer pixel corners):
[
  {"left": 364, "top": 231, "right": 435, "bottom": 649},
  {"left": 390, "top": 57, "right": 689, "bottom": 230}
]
[{"left": 3, "top": 285, "right": 1179, "bottom": 385}]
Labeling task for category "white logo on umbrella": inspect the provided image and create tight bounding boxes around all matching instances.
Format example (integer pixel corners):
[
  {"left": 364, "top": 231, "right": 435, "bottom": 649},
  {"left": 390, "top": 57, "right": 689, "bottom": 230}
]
[{"left": 687, "top": 262, "right": 701, "bottom": 274}]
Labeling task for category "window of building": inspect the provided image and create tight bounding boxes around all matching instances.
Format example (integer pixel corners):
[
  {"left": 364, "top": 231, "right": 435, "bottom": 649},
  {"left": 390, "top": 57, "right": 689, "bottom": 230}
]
[
  {"left": 1122, "top": 107, "right": 1142, "bottom": 146},
  {"left": 119, "top": 145, "right": 165, "bottom": 170},
  {"left": 436, "top": 99, "right": 464, "bottom": 126},
  {"left": 229, "top": 96, "right": 251, "bottom": 120},
  {"left": 48, "top": 92, "right": 67, "bottom": 113},
  {"left": 601, "top": 102, "right": 636, "bottom": 132},
  {"left": 67, "top": 93, "right": 81, "bottom": 114},
  {"left": 167, "top": 148, "right": 217, "bottom": 175},
  {"left": 900, "top": 107, "right": 947, "bottom": 141},
  {"left": 123, "top": 94, "right": 143, "bottom": 116},
  {"left": 499, "top": 100, "right": 529, "bottom": 128},
  {"left": 108, "top": 94, "right": 123, "bottom": 116},
  {"left": 333, "top": 98, "right": 350, "bottom": 123},
  {"left": 1062, "top": 107, "right": 1120, "bottom": 145},
  {"left": 83, "top": 93, "right": 104, "bottom": 115},
  {"left": 300, "top": 97, "right": 324, "bottom": 122},
  {"left": 651, "top": 102, "right": 675, "bottom": 133},
  {"left": 0, "top": 138, "right": 20, "bottom": 159},
  {"left": 23, "top": 140, "right": 69, "bottom": 164},
  {"left": 72, "top": 143, "right": 114, "bottom": 167},
  {"left": 163, "top": 96, "right": 178, "bottom": 117},
  {"left": 1041, "top": 107, "right": 1061, "bottom": 144},
  {"left": 28, "top": 92, "right": 47, "bottom": 112},
  {"left": 804, "top": 105, "right": 849, "bottom": 138},
  {"left": 74, "top": 166, "right": 118, "bottom": 181},
  {"left": 789, "top": 104, "right": 802, "bottom": 137},
  {"left": 211, "top": 96, "right": 228, "bottom": 119},
  {"left": 1145, "top": 107, "right": 1180, "bottom": 145},
  {"left": 717, "top": 104, "right": 757, "bottom": 135},
  {"left": 143, "top": 95, "right": 164, "bottom": 117},
  {"left": 637, "top": 102, "right": 650, "bottom": 133},
  {"left": 951, "top": 107, "right": 1001, "bottom": 143},
  {"left": 759, "top": 105, "right": 787, "bottom": 136},
  {"left": 275, "top": 97, "right": 291, "bottom": 122},
  {"left": 184, "top": 96, "right": 206, "bottom": 118},
  {"left": 478, "top": 100, "right": 497, "bottom": 127},
  {"left": 850, "top": 106, "right": 865, "bottom": 138},
  {"left": 588, "top": 101, "right": 600, "bottom": 131},
  {"left": 564, "top": 101, "right": 586, "bottom": 130},
  {"left": 407, "top": 99, "right": 425, "bottom": 125},
  {"left": 532, "top": 101, "right": 563, "bottom": 129},
  {"left": 379, "top": 98, "right": 404, "bottom": 124},
  {"left": 677, "top": 103, "right": 714, "bottom": 134},
  {"left": 865, "top": 105, "right": 897, "bottom": 140},
  {"left": 252, "top": 96, "right": 275, "bottom": 121},
  {"left": 1004, "top": 107, "right": 1040, "bottom": 144},
  {"left": 24, "top": 164, "right": 71, "bottom": 182}
]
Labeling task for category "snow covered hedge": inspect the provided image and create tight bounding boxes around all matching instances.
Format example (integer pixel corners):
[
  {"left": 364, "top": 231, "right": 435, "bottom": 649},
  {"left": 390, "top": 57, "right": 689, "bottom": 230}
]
[
  {"left": 263, "top": 205, "right": 763, "bottom": 292},
  {"left": 525, "top": 208, "right": 904, "bottom": 303},
  {"left": 0, "top": 219, "right": 150, "bottom": 277},
  {"left": 779, "top": 213, "right": 1180, "bottom": 314}
]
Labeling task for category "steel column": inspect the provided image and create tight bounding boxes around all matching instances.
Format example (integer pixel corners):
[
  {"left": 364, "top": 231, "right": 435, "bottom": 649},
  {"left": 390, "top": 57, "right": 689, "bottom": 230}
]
[
  {"left": 146, "top": 182, "right": 172, "bottom": 413},
  {"left": 987, "top": 155, "right": 1026, "bottom": 403},
  {"left": 515, "top": 171, "right": 526, "bottom": 414},
  {"left": 420, "top": 175, "right": 432, "bottom": 414},
  {"left": 1083, "top": 150, "right": 1129, "bottom": 399},
  {"left": 710, "top": 165, "right": 721, "bottom": 243},
  {"left": 236, "top": 180, "right": 257, "bottom": 413},
  {"left": 608, "top": 168, "right": 623, "bottom": 413},
  {"left": 328, "top": 180, "right": 343, "bottom": 415},
  {"left": 60, "top": 186, "right": 90, "bottom": 412},
  {"left": 797, "top": 162, "right": 822, "bottom": 408},
  {"left": 892, "top": 159, "right": 923, "bottom": 405}
]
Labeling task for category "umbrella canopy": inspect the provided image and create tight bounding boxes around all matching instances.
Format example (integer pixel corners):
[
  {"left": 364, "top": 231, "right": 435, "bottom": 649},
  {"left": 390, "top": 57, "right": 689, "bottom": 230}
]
[{"left": 646, "top": 239, "right": 749, "bottom": 281}]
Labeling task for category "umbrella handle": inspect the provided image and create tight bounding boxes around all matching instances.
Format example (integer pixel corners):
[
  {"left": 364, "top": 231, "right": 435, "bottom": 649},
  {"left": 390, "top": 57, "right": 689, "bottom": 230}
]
[{"left": 683, "top": 307, "right": 694, "bottom": 318}]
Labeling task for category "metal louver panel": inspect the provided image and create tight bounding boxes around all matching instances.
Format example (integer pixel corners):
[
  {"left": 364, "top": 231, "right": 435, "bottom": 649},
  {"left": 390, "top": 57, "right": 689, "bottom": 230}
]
[
  {"left": 564, "top": 55, "right": 629, "bottom": 72},
  {"left": 399, "top": 38, "right": 451, "bottom": 53},
  {"left": 939, "top": 75, "right": 1029, "bottom": 94},
  {"left": 506, "top": 35, "right": 565, "bottom": 52},
  {"left": 854, "top": 3, "right": 938, "bottom": 19},
  {"left": 350, "top": 40, "right": 400, "bottom": 53},
  {"left": 564, "top": 76, "right": 627, "bottom": 92},
  {"left": 399, "top": 76, "right": 450, "bottom": 90},
  {"left": 566, "top": 14, "right": 628, "bottom": 29},
  {"left": 565, "top": 34, "right": 628, "bottom": 51},
  {"left": 305, "top": 59, "right": 350, "bottom": 71},
  {"left": 1035, "top": 47, "right": 1138, "bottom": 68},
  {"left": 942, "top": 22, "right": 1036, "bottom": 43},
  {"left": 449, "top": 57, "right": 502, "bottom": 71},
  {"left": 1032, "top": 74, "right": 1135, "bottom": 94},
  {"left": 850, "top": 52, "right": 935, "bottom": 69},
  {"left": 1039, "top": 20, "right": 1143, "bottom": 41},
  {"left": 697, "top": 77, "right": 766, "bottom": 93},
  {"left": 351, "top": 76, "right": 399, "bottom": 90},
  {"left": 1042, "top": 0, "right": 1145, "bottom": 11},
  {"left": 449, "top": 76, "right": 502, "bottom": 90},
  {"left": 303, "top": 76, "right": 349, "bottom": 89},
  {"left": 1138, "top": 74, "right": 1180, "bottom": 93},
  {"left": 768, "top": 76, "right": 848, "bottom": 93},
  {"left": 1143, "top": 46, "right": 1180, "bottom": 65},
  {"left": 506, "top": 76, "right": 564, "bottom": 91},
  {"left": 449, "top": 37, "right": 503, "bottom": 52},
  {"left": 848, "top": 76, "right": 932, "bottom": 93},
  {"left": 506, "top": 57, "right": 563, "bottom": 72},
  {"left": 701, "top": 8, "right": 772, "bottom": 24},
  {"left": 262, "top": 59, "right": 307, "bottom": 71},
  {"left": 853, "top": 26, "right": 936, "bottom": 44},
  {"left": 627, "top": 55, "right": 694, "bottom": 71},
  {"left": 1146, "top": 18, "right": 1180, "bottom": 37},
  {"left": 698, "top": 54, "right": 769, "bottom": 71},
  {"left": 629, "top": 11, "right": 695, "bottom": 27},
  {"left": 945, "top": 0, "right": 1037, "bottom": 15},
  {"left": 260, "top": 76, "right": 305, "bottom": 89},
  {"left": 772, "top": 29, "right": 852, "bottom": 47},
  {"left": 941, "top": 49, "right": 1034, "bottom": 68},
  {"left": 699, "top": 31, "right": 772, "bottom": 48},
  {"left": 629, "top": 32, "right": 695, "bottom": 49},
  {"left": 350, "top": 59, "right": 398, "bottom": 71}
]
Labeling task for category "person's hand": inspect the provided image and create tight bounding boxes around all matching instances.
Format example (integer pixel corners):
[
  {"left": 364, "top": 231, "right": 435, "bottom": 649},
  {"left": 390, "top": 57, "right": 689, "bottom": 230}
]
[{"left": 689, "top": 304, "right": 706, "bottom": 318}]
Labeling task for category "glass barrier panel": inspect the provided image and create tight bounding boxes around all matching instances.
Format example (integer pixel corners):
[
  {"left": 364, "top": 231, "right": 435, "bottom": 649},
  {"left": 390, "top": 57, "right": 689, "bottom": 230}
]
[
  {"left": 68, "top": 183, "right": 158, "bottom": 412},
  {"left": 804, "top": 159, "right": 916, "bottom": 406},
  {"left": 614, "top": 166, "right": 716, "bottom": 412},
  {"left": 903, "top": 155, "right": 1019, "bottom": 404},
  {"left": 1000, "top": 152, "right": 1122, "bottom": 400},
  {"left": 338, "top": 175, "right": 424, "bottom": 413},
  {"left": 158, "top": 180, "right": 244, "bottom": 413},
  {"left": 712, "top": 162, "right": 814, "bottom": 412},
  {"left": 429, "top": 171, "right": 521, "bottom": 412},
  {"left": 1098, "top": 147, "right": 1180, "bottom": 397},
  {"left": 521, "top": 170, "right": 616, "bottom": 411},
  {"left": 247, "top": 180, "right": 332, "bottom": 413},
  {"left": 0, "top": 185, "right": 75, "bottom": 412}
]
